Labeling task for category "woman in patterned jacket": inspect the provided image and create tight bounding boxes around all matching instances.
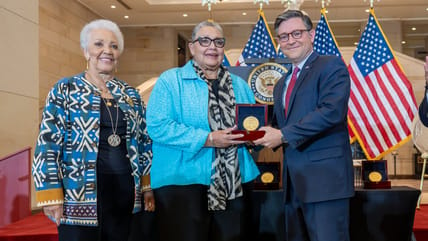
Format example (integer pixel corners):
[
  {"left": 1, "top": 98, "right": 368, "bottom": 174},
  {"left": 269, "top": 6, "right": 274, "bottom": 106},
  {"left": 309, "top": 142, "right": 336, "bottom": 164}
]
[{"left": 32, "top": 19, "right": 154, "bottom": 241}]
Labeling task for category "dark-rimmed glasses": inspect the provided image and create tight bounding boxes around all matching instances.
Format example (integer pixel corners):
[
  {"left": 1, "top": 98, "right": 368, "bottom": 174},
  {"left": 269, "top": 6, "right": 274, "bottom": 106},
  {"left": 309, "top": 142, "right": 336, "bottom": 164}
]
[
  {"left": 192, "top": 37, "right": 226, "bottom": 48},
  {"left": 277, "top": 29, "right": 310, "bottom": 42}
]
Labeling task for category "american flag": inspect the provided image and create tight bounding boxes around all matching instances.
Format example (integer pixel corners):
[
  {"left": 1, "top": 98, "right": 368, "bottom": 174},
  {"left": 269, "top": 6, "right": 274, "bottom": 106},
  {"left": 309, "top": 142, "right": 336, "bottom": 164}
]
[
  {"left": 313, "top": 9, "right": 340, "bottom": 57},
  {"left": 277, "top": 45, "right": 285, "bottom": 59},
  {"left": 347, "top": 9, "right": 417, "bottom": 160},
  {"left": 313, "top": 9, "right": 356, "bottom": 142},
  {"left": 236, "top": 10, "right": 277, "bottom": 66},
  {"left": 222, "top": 53, "right": 231, "bottom": 67}
]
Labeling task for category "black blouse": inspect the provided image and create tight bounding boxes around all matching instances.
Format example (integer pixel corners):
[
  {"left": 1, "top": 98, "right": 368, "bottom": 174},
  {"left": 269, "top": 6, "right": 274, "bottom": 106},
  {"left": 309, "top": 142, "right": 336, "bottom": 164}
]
[{"left": 97, "top": 98, "right": 131, "bottom": 174}]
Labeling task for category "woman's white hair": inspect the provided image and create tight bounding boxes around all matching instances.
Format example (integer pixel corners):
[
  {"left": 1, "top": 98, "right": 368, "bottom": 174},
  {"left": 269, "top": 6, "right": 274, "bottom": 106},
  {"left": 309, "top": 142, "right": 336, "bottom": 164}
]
[{"left": 80, "top": 19, "right": 124, "bottom": 54}]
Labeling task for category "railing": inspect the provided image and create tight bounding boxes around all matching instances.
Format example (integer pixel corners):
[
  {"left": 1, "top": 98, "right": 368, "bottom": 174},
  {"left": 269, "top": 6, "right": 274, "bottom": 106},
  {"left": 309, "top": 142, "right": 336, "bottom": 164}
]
[{"left": 0, "top": 147, "right": 32, "bottom": 228}]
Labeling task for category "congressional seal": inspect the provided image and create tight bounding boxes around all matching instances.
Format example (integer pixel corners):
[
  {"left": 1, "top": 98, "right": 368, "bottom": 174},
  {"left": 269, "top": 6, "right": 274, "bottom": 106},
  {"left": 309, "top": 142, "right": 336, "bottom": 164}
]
[{"left": 248, "top": 62, "right": 288, "bottom": 104}]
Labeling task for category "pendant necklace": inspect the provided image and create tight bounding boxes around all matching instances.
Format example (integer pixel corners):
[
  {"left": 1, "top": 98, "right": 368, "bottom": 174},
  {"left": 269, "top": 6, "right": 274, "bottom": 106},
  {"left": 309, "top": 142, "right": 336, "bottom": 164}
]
[{"left": 102, "top": 97, "right": 121, "bottom": 147}]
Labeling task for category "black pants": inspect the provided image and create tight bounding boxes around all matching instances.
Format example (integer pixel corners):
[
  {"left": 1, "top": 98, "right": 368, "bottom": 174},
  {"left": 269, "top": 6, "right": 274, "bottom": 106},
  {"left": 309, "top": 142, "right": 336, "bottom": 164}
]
[
  {"left": 285, "top": 171, "right": 350, "bottom": 241},
  {"left": 58, "top": 172, "right": 134, "bottom": 241},
  {"left": 154, "top": 184, "right": 253, "bottom": 241}
]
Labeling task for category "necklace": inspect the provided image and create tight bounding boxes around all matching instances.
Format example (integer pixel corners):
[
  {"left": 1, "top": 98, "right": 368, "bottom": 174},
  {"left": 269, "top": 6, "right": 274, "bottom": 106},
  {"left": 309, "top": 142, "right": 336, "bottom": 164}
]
[
  {"left": 101, "top": 97, "right": 121, "bottom": 147},
  {"left": 84, "top": 71, "right": 113, "bottom": 98}
]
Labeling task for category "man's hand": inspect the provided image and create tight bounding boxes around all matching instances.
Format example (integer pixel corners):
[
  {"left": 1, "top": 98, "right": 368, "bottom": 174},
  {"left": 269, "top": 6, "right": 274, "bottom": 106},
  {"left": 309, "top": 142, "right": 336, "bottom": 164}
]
[{"left": 253, "top": 126, "right": 284, "bottom": 149}]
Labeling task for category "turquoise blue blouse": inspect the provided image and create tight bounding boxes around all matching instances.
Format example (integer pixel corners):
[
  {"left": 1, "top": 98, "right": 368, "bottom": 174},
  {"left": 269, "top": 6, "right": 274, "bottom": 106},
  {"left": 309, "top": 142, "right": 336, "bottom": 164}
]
[{"left": 146, "top": 61, "right": 259, "bottom": 189}]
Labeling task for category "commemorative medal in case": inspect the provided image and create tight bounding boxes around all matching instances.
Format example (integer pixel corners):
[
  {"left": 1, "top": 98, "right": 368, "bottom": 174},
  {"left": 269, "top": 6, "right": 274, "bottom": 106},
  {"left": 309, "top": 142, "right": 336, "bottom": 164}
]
[
  {"left": 361, "top": 160, "right": 391, "bottom": 189},
  {"left": 232, "top": 104, "right": 268, "bottom": 141},
  {"left": 254, "top": 162, "right": 280, "bottom": 190}
]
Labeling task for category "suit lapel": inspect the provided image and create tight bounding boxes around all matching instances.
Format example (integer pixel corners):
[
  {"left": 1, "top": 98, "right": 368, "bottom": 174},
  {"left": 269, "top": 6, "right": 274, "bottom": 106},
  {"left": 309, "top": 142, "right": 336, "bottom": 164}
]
[
  {"left": 277, "top": 71, "right": 291, "bottom": 122},
  {"left": 286, "top": 52, "right": 319, "bottom": 119}
]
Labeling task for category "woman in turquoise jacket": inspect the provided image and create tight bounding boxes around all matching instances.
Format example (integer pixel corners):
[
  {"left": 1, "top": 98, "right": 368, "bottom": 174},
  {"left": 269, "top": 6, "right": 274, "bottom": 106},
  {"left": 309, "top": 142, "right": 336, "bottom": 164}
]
[{"left": 146, "top": 20, "right": 259, "bottom": 241}]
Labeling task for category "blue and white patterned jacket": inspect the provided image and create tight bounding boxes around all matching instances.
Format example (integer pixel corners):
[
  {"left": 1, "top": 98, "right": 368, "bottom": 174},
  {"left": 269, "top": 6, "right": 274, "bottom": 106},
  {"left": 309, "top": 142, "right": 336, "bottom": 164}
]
[{"left": 32, "top": 72, "right": 152, "bottom": 226}]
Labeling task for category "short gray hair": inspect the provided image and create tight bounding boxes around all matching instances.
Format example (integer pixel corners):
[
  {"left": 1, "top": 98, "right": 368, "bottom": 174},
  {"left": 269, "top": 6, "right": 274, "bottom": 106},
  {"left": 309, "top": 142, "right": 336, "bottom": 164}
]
[
  {"left": 191, "top": 20, "right": 224, "bottom": 41},
  {"left": 80, "top": 19, "right": 124, "bottom": 54}
]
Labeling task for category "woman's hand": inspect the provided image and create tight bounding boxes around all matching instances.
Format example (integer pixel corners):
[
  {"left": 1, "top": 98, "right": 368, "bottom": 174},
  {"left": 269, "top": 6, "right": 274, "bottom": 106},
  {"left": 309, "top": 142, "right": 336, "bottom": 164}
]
[
  {"left": 43, "top": 204, "right": 63, "bottom": 226},
  {"left": 144, "top": 190, "right": 155, "bottom": 212},
  {"left": 208, "top": 126, "right": 246, "bottom": 148}
]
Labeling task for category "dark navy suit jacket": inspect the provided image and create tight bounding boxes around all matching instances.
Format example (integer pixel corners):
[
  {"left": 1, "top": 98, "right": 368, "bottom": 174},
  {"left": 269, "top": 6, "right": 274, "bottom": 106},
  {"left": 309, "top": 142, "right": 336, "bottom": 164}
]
[
  {"left": 419, "top": 91, "right": 428, "bottom": 127},
  {"left": 272, "top": 52, "right": 354, "bottom": 203}
]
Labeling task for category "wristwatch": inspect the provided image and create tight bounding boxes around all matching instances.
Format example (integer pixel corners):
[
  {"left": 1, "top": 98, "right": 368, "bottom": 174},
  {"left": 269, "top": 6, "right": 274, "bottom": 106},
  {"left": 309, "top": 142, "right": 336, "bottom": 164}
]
[{"left": 281, "top": 134, "right": 288, "bottom": 144}]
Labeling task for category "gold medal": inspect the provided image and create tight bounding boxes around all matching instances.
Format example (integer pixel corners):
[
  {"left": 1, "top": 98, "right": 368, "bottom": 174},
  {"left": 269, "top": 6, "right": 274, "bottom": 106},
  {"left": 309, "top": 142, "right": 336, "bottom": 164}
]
[
  {"left": 243, "top": 116, "right": 259, "bottom": 131},
  {"left": 368, "top": 171, "right": 382, "bottom": 182},
  {"left": 261, "top": 172, "right": 274, "bottom": 183}
]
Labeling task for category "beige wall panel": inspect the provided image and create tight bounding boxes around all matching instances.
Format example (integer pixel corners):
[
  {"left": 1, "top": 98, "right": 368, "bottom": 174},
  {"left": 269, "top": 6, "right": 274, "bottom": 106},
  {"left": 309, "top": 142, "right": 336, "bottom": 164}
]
[
  {"left": 0, "top": 92, "right": 39, "bottom": 156},
  {"left": 119, "top": 27, "right": 178, "bottom": 87},
  {"left": 0, "top": 0, "right": 38, "bottom": 23},
  {"left": 0, "top": 9, "right": 38, "bottom": 98},
  {"left": 225, "top": 25, "right": 262, "bottom": 49},
  {"left": 379, "top": 21, "right": 402, "bottom": 53},
  {"left": 39, "top": 26, "right": 62, "bottom": 45},
  {"left": 39, "top": 0, "right": 98, "bottom": 106}
]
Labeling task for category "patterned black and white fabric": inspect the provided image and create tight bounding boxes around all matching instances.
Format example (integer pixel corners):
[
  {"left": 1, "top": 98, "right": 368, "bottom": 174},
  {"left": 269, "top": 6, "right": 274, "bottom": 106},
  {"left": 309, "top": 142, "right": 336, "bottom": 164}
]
[{"left": 193, "top": 62, "right": 243, "bottom": 210}]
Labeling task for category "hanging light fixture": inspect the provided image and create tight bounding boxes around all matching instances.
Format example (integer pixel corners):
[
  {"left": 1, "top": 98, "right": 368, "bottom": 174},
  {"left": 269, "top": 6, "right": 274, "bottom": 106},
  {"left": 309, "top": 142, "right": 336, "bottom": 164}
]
[
  {"left": 314, "top": 0, "right": 331, "bottom": 8},
  {"left": 254, "top": 0, "right": 269, "bottom": 10},
  {"left": 281, "top": 0, "right": 304, "bottom": 10},
  {"left": 363, "top": 0, "right": 380, "bottom": 8},
  {"left": 202, "top": 0, "right": 218, "bottom": 12}
]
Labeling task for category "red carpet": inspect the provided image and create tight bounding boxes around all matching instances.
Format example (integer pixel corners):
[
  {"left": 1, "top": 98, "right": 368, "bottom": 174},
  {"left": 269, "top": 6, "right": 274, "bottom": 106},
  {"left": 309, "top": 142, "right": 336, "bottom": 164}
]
[
  {"left": 1, "top": 207, "right": 428, "bottom": 241},
  {"left": 0, "top": 212, "right": 57, "bottom": 241},
  {"left": 414, "top": 204, "right": 428, "bottom": 241}
]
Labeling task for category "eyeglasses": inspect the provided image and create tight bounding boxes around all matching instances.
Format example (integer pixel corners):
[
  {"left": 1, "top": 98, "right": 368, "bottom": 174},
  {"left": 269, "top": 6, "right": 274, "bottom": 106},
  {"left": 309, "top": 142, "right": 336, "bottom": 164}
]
[
  {"left": 192, "top": 37, "right": 226, "bottom": 48},
  {"left": 277, "top": 29, "right": 310, "bottom": 42}
]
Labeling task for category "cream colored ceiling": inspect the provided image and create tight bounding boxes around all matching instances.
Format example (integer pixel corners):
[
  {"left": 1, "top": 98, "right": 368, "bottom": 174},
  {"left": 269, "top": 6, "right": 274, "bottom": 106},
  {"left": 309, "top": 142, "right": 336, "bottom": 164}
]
[{"left": 77, "top": 0, "right": 428, "bottom": 54}]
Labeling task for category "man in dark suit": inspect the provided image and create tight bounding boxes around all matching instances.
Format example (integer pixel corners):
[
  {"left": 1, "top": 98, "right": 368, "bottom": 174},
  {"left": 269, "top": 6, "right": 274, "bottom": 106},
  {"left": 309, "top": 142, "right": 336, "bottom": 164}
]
[
  {"left": 419, "top": 56, "right": 428, "bottom": 127},
  {"left": 254, "top": 10, "right": 354, "bottom": 241}
]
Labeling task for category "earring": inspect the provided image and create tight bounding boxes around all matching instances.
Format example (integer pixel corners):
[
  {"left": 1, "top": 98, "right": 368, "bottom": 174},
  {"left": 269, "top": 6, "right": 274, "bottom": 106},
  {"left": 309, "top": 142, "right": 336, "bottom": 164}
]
[{"left": 86, "top": 58, "right": 89, "bottom": 70}]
